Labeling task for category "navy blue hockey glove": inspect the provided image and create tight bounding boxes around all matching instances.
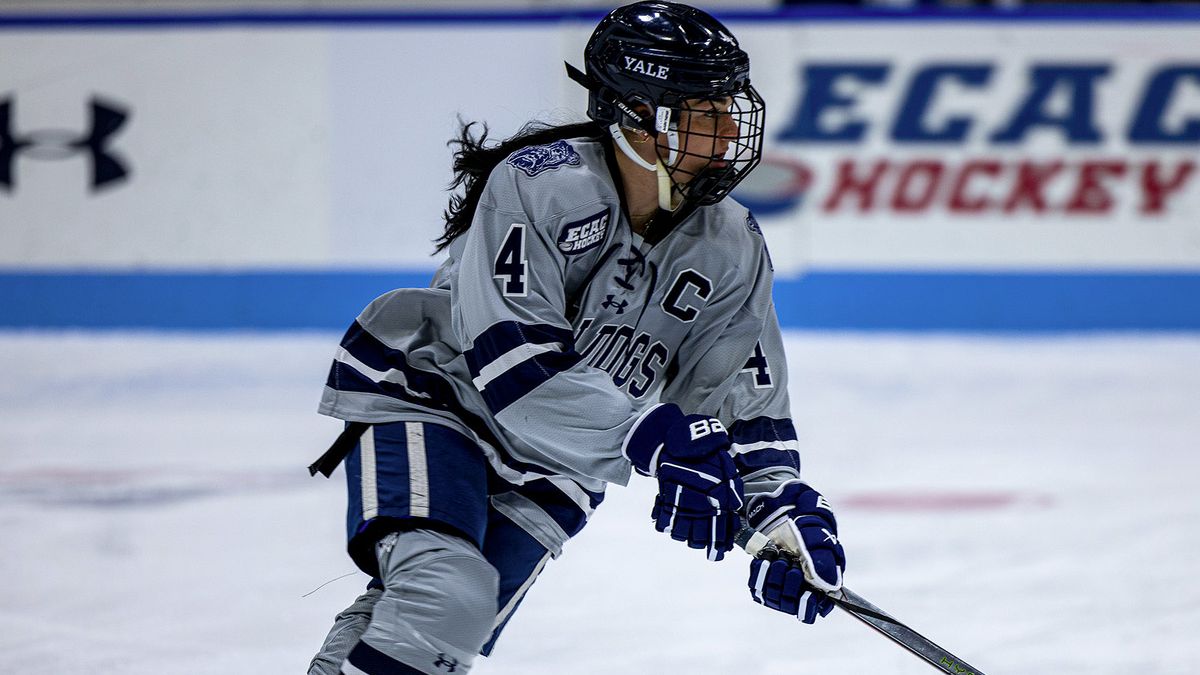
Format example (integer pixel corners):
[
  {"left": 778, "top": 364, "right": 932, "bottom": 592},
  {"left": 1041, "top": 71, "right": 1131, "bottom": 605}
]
[
  {"left": 623, "top": 403, "right": 744, "bottom": 561},
  {"left": 746, "top": 479, "right": 846, "bottom": 623}
]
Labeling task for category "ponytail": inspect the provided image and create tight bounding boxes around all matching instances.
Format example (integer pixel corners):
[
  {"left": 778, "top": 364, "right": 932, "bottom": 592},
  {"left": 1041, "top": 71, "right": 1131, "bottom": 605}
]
[{"left": 435, "top": 120, "right": 604, "bottom": 252}]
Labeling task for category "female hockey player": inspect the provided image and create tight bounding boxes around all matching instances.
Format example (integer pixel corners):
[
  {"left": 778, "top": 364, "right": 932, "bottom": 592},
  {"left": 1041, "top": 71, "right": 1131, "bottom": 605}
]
[{"left": 308, "top": 3, "right": 846, "bottom": 673}]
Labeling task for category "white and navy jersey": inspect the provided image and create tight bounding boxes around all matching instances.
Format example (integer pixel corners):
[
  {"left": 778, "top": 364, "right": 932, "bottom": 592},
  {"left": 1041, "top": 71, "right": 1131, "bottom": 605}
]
[{"left": 319, "top": 136, "right": 801, "bottom": 496}]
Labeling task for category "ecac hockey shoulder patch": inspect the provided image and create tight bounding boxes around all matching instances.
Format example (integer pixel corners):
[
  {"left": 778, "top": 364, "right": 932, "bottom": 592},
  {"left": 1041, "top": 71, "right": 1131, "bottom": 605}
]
[
  {"left": 557, "top": 208, "right": 610, "bottom": 255},
  {"left": 507, "top": 140, "right": 582, "bottom": 177}
]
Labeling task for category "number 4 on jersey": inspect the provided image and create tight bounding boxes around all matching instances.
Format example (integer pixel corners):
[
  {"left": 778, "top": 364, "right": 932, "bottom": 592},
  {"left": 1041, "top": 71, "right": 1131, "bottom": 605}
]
[
  {"left": 741, "top": 341, "right": 772, "bottom": 388},
  {"left": 494, "top": 223, "right": 528, "bottom": 297}
]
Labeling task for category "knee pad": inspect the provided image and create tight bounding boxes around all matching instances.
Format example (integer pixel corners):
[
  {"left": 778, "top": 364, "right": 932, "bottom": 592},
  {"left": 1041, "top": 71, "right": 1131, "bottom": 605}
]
[{"left": 358, "top": 530, "right": 499, "bottom": 670}]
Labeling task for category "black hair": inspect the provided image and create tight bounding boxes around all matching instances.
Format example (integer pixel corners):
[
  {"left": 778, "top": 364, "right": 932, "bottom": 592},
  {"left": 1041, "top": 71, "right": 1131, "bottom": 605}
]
[{"left": 434, "top": 120, "right": 605, "bottom": 252}]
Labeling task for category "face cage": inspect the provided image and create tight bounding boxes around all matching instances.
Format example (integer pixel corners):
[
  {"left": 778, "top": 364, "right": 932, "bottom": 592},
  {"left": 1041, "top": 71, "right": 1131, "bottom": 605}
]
[{"left": 660, "top": 85, "right": 765, "bottom": 207}]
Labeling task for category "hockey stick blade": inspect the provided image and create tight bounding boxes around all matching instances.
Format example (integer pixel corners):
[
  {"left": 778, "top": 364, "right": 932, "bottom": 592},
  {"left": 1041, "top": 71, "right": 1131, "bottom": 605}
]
[{"left": 734, "top": 524, "right": 987, "bottom": 675}]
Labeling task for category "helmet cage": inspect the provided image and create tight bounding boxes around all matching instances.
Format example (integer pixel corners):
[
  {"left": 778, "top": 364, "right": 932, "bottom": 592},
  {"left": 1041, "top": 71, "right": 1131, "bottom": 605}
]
[{"left": 658, "top": 85, "right": 765, "bottom": 206}]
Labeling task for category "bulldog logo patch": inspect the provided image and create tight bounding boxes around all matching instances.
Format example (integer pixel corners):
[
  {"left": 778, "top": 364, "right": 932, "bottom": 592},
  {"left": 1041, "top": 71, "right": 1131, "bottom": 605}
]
[{"left": 506, "top": 140, "right": 581, "bottom": 177}]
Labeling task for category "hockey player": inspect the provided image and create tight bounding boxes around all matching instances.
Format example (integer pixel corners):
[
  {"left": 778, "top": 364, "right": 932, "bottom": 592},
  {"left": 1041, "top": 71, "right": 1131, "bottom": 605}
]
[{"left": 308, "top": 3, "right": 846, "bottom": 673}]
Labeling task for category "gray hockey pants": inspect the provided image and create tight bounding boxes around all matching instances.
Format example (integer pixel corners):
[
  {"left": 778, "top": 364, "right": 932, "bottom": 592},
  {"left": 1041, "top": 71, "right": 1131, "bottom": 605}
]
[{"left": 308, "top": 530, "right": 500, "bottom": 675}]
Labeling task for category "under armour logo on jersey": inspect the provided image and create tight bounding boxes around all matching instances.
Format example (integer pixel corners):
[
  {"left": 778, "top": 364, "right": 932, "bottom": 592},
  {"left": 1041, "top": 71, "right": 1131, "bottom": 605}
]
[
  {"left": 601, "top": 295, "right": 628, "bottom": 314},
  {"left": 0, "top": 96, "right": 131, "bottom": 192},
  {"left": 433, "top": 653, "right": 459, "bottom": 672}
]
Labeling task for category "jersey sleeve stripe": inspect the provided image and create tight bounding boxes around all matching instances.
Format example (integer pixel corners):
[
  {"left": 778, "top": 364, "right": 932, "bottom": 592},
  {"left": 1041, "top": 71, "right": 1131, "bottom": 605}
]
[
  {"left": 464, "top": 321, "right": 575, "bottom": 379},
  {"left": 336, "top": 345, "right": 388, "bottom": 381},
  {"left": 734, "top": 447, "right": 801, "bottom": 474},
  {"left": 730, "top": 416, "right": 801, "bottom": 474},
  {"left": 334, "top": 346, "right": 434, "bottom": 401},
  {"left": 465, "top": 320, "right": 583, "bottom": 414},
  {"left": 731, "top": 439, "right": 800, "bottom": 455},
  {"left": 327, "top": 362, "right": 558, "bottom": 479},
  {"left": 471, "top": 341, "right": 564, "bottom": 390},
  {"left": 729, "top": 416, "right": 799, "bottom": 443},
  {"left": 338, "top": 320, "right": 404, "bottom": 373},
  {"left": 329, "top": 322, "right": 460, "bottom": 404},
  {"left": 476, "top": 350, "right": 584, "bottom": 414},
  {"left": 327, "top": 320, "right": 588, "bottom": 481},
  {"left": 327, "top": 361, "right": 442, "bottom": 410}
]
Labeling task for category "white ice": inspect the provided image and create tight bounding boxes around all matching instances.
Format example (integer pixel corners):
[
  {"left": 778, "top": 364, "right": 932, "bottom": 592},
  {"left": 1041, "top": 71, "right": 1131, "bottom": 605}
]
[{"left": 2, "top": 331, "right": 1198, "bottom": 674}]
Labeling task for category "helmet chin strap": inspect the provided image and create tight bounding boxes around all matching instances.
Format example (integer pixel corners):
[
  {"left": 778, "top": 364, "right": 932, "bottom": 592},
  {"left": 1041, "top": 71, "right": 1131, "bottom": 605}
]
[{"left": 608, "top": 119, "right": 682, "bottom": 213}]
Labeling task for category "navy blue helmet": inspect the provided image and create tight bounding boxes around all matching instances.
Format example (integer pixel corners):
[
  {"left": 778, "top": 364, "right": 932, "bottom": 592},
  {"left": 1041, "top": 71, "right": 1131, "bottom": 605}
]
[{"left": 567, "top": 1, "right": 766, "bottom": 206}]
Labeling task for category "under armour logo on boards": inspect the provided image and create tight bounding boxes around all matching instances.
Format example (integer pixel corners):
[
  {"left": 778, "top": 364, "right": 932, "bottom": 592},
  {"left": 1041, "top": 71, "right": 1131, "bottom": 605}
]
[
  {"left": 0, "top": 96, "right": 131, "bottom": 192},
  {"left": 433, "top": 653, "right": 459, "bottom": 672}
]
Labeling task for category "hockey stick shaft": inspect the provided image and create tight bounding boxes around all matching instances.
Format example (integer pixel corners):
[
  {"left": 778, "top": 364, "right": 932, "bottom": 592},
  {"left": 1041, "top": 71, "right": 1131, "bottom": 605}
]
[{"left": 734, "top": 524, "right": 987, "bottom": 675}]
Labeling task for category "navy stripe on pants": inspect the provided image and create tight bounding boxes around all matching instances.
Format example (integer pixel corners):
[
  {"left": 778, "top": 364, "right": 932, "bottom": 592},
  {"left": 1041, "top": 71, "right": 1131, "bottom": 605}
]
[{"left": 343, "top": 420, "right": 600, "bottom": 656}]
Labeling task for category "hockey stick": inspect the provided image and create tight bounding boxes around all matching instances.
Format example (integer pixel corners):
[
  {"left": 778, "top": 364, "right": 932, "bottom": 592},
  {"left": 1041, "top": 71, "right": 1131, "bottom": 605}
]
[{"left": 734, "top": 524, "right": 987, "bottom": 675}]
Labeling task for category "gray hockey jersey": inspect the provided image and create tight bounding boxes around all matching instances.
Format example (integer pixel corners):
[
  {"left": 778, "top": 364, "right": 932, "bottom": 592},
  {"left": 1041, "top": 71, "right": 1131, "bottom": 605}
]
[{"left": 319, "top": 136, "right": 801, "bottom": 501}]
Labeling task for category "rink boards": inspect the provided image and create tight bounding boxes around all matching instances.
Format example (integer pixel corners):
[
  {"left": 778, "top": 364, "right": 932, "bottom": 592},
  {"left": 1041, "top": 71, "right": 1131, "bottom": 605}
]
[{"left": 2, "top": 8, "right": 1199, "bottom": 329}]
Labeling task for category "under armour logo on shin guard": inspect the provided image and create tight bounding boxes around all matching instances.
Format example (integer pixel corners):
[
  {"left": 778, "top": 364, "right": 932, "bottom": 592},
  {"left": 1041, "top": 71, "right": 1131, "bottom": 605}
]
[
  {"left": 433, "top": 653, "right": 459, "bottom": 672},
  {"left": 0, "top": 96, "right": 132, "bottom": 192}
]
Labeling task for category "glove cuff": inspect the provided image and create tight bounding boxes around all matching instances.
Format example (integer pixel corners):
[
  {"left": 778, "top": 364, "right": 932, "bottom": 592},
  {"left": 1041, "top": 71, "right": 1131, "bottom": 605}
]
[
  {"left": 622, "top": 403, "right": 684, "bottom": 476},
  {"left": 745, "top": 478, "right": 808, "bottom": 530}
]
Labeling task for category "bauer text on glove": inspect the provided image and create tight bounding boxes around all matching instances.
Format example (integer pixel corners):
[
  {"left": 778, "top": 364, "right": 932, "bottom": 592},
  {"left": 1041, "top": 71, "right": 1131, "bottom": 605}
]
[{"left": 623, "top": 403, "right": 744, "bottom": 561}]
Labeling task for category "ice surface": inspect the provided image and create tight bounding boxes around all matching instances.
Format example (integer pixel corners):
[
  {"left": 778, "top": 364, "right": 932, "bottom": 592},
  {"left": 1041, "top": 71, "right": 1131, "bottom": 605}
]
[{"left": 2, "top": 331, "right": 1198, "bottom": 674}]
